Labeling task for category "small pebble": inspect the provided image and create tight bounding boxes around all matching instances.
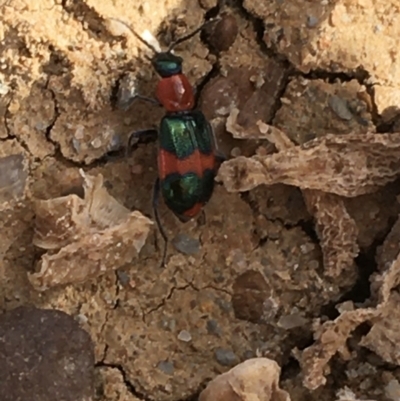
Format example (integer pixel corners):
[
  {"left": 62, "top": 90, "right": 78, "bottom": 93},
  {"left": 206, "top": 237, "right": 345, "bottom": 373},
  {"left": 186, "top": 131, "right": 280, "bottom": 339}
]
[
  {"left": 0, "top": 154, "right": 27, "bottom": 199},
  {"left": 328, "top": 95, "right": 353, "bottom": 121},
  {"left": 277, "top": 313, "right": 308, "bottom": 329},
  {"left": 157, "top": 360, "right": 174, "bottom": 375},
  {"left": 168, "top": 319, "right": 176, "bottom": 331},
  {"left": 74, "top": 125, "right": 85, "bottom": 140},
  {"left": 307, "top": 15, "right": 318, "bottom": 28},
  {"left": 230, "top": 147, "right": 241, "bottom": 157},
  {"left": 385, "top": 379, "right": 400, "bottom": 401},
  {"left": 116, "top": 270, "right": 130, "bottom": 286},
  {"left": 177, "top": 330, "right": 192, "bottom": 342},
  {"left": 116, "top": 73, "right": 138, "bottom": 111},
  {"left": 203, "top": 14, "right": 238, "bottom": 52},
  {"left": 0, "top": 82, "right": 10, "bottom": 95},
  {"left": 90, "top": 137, "right": 102, "bottom": 149},
  {"left": 216, "top": 298, "right": 232, "bottom": 314},
  {"left": 206, "top": 319, "right": 221, "bottom": 336},
  {"left": 72, "top": 138, "right": 81, "bottom": 153},
  {"left": 35, "top": 121, "right": 47, "bottom": 130},
  {"left": 214, "top": 347, "right": 238, "bottom": 367},
  {"left": 108, "top": 134, "right": 122, "bottom": 152},
  {"left": 172, "top": 233, "right": 200, "bottom": 255},
  {"left": 76, "top": 314, "right": 88, "bottom": 324}
]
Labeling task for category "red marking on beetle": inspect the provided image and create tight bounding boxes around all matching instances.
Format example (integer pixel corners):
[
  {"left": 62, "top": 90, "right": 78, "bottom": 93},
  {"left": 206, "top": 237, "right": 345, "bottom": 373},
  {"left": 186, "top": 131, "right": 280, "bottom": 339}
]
[
  {"left": 156, "top": 74, "right": 195, "bottom": 112},
  {"left": 181, "top": 202, "right": 203, "bottom": 219},
  {"left": 158, "top": 149, "right": 216, "bottom": 180}
]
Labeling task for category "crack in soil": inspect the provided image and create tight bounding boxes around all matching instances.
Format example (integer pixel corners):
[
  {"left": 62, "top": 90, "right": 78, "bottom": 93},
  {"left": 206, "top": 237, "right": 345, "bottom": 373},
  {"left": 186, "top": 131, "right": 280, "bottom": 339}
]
[
  {"left": 143, "top": 282, "right": 193, "bottom": 320},
  {"left": 95, "top": 362, "right": 152, "bottom": 401}
]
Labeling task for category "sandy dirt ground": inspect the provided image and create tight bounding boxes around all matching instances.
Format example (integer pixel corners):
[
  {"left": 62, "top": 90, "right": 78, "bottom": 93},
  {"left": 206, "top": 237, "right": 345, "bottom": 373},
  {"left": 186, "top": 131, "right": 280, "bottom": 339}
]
[{"left": 2, "top": 0, "right": 400, "bottom": 400}]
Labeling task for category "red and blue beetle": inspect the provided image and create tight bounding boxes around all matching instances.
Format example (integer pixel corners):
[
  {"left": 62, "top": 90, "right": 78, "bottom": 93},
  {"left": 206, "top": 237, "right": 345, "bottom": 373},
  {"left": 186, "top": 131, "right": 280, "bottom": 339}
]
[{"left": 111, "top": 18, "right": 225, "bottom": 266}]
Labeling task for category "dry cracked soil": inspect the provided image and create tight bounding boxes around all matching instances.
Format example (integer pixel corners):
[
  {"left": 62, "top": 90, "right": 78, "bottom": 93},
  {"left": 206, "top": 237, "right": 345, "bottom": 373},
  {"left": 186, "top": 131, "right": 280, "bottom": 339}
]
[{"left": 2, "top": 0, "right": 400, "bottom": 401}]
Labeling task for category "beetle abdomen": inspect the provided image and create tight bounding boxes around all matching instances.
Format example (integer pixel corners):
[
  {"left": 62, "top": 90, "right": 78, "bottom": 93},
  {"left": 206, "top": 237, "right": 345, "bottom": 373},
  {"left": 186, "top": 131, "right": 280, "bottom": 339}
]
[{"left": 158, "top": 111, "right": 217, "bottom": 220}]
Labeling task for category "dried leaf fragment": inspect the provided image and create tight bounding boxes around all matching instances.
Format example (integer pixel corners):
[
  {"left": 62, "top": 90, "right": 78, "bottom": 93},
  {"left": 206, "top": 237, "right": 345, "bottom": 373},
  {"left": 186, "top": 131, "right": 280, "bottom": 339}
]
[
  {"left": 299, "top": 250, "right": 400, "bottom": 390},
  {"left": 217, "top": 132, "right": 400, "bottom": 197},
  {"left": 199, "top": 358, "right": 290, "bottom": 401},
  {"left": 226, "top": 108, "right": 293, "bottom": 151},
  {"left": 299, "top": 307, "right": 378, "bottom": 390},
  {"left": 30, "top": 171, "right": 152, "bottom": 291},
  {"left": 359, "top": 227, "right": 400, "bottom": 365},
  {"left": 360, "top": 292, "right": 400, "bottom": 365},
  {"left": 303, "top": 190, "right": 359, "bottom": 278},
  {"left": 375, "top": 213, "right": 400, "bottom": 272},
  {"left": 225, "top": 111, "right": 360, "bottom": 278}
]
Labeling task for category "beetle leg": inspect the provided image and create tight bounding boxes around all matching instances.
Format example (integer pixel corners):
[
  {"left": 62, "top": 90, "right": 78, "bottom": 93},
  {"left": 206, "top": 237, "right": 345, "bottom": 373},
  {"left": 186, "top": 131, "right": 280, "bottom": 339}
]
[
  {"left": 134, "top": 95, "right": 162, "bottom": 107},
  {"left": 127, "top": 129, "right": 158, "bottom": 155},
  {"left": 117, "top": 93, "right": 162, "bottom": 111},
  {"left": 209, "top": 123, "right": 227, "bottom": 164},
  {"left": 152, "top": 178, "right": 168, "bottom": 267},
  {"left": 215, "top": 150, "right": 227, "bottom": 163},
  {"left": 197, "top": 209, "right": 207, "bottom": 226}
]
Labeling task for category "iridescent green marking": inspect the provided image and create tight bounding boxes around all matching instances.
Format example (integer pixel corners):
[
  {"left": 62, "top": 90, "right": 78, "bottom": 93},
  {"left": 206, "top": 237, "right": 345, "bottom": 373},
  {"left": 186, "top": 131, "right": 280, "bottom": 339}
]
[
  {"left": 159, "top": 111, "right": 214, "bottom": 159},
  {"left": 162, "top": 169, "right": 215, "bottom": 216},
  {"left": 152, "top": 53, "right": 183, "bottom": 77}
]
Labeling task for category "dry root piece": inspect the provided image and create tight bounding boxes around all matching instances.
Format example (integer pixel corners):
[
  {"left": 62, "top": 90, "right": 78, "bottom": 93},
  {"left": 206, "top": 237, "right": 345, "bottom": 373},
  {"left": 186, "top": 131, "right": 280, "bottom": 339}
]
[
  {"left": 29, "top": 171, "right": 152, "bottom": 291},
  {"left": 217, "top": 128, "right": 400, "bottom": 197},
  {"left": 303, "top": 190, "right": 359, "bottom": 278},
  {"left": 199, "top": 358, "right": 290, "bottom": 401},
  {"left": 299, "top": 251, "right": 400, "bottom": 390}
]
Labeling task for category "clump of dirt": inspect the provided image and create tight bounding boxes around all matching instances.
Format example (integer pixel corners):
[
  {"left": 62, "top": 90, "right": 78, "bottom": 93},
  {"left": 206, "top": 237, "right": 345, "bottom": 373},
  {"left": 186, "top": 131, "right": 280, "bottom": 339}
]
[{"left": 2, "top": 0, "right": 400, "bottom": 401}]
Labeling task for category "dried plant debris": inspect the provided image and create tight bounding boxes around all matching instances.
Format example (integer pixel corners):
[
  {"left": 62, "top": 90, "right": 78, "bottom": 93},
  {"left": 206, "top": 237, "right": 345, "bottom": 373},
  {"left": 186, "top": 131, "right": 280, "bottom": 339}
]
[
  {"left": 225, "top": 108, "right": 294, "bottom": 150},
  {"left": 225, "top": 110, "right": 359, "bottom": 278},
  {"left": 372, "top": 239, "right": 400, "bottom": 307},
  {"left": 359, "top": 217, "right": 400, "bottom": 365},
  {"left": 199, "top": 358, "right": 290, "bottom": 401},
  {"left": 375, "top": 213, "right": 400, "bottom": 271},
  {"left": 299, "top": 249, "right": 400, "bottom": 390},
  {"left": 303, "top": 190, "right": 359, "bottom": 278},
  {"left": 298, "top": 306, "right": 378, "bottom": 390},
  {"left": 360, "top": 292, "right": 400, "bottom": 365},
  {"left": 30, "top": 171, "right": 152, "bottom": 291},
  {"left": 218, "top": 129, "right": 400, "bottom": 198},
  {"left": 221, "top": 111, "right": 400, "bottom": 390}
]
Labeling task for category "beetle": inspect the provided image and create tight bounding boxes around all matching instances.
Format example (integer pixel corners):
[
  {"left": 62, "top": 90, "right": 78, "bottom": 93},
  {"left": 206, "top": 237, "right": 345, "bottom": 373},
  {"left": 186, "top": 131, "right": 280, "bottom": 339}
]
[{"left": 110, "top": 17, "right": 225, "bottom": 266}]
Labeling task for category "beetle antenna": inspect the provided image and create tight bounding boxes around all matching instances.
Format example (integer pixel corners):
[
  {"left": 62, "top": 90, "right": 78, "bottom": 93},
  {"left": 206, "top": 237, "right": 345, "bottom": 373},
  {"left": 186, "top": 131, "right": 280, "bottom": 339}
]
[
  {"left": 167, "top": 17, "right": 221, "bottom": 52},
  {"left": 108, "top": 18, "right": 159, "bottom": 55}
]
